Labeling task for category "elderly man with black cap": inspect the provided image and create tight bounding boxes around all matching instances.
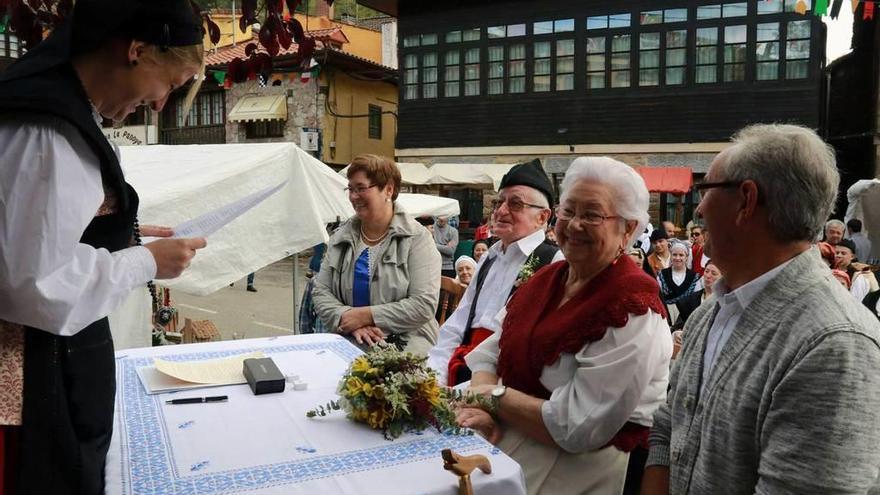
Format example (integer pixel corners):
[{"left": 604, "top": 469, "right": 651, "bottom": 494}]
[
  {"left": 428, "top": 159, "right": 564, "bottom": 386},
  {"left": 647, "top": 229, "right": 672, "bottom": 276},
  {"left": 0, "top": 1, "right": 208, "bottom": 492}
]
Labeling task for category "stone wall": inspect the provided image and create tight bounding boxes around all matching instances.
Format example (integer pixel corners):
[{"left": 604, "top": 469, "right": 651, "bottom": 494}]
[{"left": 225, "top": 78, "right": 326, "bottom": 150}]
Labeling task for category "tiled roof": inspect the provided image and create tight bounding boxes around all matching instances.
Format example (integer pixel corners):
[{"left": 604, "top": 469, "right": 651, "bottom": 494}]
[{"left": 205, "top": 28, "right": 348, "bottom": 67}]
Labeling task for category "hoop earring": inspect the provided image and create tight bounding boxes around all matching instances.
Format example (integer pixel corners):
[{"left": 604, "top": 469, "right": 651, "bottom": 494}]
[{"left": 611, "top": 244, "right": 626, "bottom": 265}]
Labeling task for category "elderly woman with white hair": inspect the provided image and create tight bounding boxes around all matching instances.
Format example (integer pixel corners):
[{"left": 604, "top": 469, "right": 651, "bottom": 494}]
[
  {"left": 456, "top": 157, "right": 673, "bottom": 495},
  {"left": 454, "top": 255, "right": 477, "bottom": 286},
  {"left": 658, "top": 242, "right": 702, "bottom": 325}
]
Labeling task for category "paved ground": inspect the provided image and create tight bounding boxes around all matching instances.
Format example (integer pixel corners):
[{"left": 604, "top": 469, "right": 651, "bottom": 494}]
[{"left": 170, "top": 255, "right": 313, "bottom": 341}]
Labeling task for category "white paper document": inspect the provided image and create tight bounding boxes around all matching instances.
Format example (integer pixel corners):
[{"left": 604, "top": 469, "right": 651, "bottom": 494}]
[
  {"left": 172, "top": 181, "right": 287, "bottom": 239},
  {"left": 137, "top": 351, "right": 264, "bottom": 394}
]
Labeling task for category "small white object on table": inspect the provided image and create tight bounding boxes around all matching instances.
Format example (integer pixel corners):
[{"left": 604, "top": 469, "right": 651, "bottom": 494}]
[{"left": 106, "top": 334, "right": 526, "bottom": 495}]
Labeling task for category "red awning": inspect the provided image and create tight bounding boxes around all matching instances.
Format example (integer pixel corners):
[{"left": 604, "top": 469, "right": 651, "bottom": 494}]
[{"left": 636, "top": 167, "right": 694, "bottom": 194}]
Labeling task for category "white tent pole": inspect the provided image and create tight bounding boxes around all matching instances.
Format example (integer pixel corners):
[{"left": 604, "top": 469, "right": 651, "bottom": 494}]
[{"left": 292, "top": 253, "right": 300, "bottom": 334}]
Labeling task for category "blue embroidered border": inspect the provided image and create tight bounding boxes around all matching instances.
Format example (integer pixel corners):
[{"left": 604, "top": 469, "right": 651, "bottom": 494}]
[{"left": 116, "top": 341, "right": 487, "bottom": 494}]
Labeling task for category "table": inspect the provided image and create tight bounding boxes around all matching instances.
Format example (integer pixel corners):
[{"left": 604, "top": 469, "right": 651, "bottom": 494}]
[{"left": 106, "top": 334, "right": 526, "bottom": 495}]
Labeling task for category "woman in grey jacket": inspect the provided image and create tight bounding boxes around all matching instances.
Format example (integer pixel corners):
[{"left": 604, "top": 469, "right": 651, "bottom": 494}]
[{"left": 312, "top": 154, "right": 441, "bottom": 355}]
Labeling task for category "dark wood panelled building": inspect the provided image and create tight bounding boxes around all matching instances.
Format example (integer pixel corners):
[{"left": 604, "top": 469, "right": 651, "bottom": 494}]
[{"left": 362, "top": 0, "right": 826, "bottom": 226}]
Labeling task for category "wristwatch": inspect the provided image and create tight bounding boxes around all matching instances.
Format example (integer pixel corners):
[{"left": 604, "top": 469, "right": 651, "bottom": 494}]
[{"left": 490, "top": 385, "right": 507, "bottom": 415}]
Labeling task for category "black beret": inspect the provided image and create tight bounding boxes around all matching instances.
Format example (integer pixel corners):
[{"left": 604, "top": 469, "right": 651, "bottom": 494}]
[
  {"left": 650, "top": 229, "right": 668, "bottom": 242},
  {"left": 838, "top": 238, "right": 857, "bottom": 256},
  {"left": 499, "top": 158, "right": 554, "bottom": 206}
]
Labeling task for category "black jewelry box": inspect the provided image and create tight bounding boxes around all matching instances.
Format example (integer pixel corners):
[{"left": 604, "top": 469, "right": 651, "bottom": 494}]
[{"left": 243, "top": 357, "right": 286, "bottom": 395}]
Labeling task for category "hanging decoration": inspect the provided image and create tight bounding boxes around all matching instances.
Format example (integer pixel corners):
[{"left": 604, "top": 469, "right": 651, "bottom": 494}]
[
  {"left": 212, "top": 70, "right": 227, "bottom": 86},
  {"left": 830, "top": 0, "right": 844, "bottom": 17},
  {"left": 796, "top": 0, "right": 809, "bottom": 13},
  {"left": 814, "top": 0, "right": 829, "bottom": 15},
  {"left": 853, "top": 0, "right": 861, "bottom": 12},
  {"left": 865, "top": 0, "right": 876, "bottom": 18}
]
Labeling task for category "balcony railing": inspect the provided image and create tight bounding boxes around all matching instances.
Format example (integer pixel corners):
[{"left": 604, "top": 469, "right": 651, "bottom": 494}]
[{"left": 160, "top": 125, "right": 226, "bottom": 145}]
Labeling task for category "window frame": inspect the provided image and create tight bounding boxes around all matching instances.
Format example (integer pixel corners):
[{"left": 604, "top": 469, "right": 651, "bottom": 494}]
[{"left": 368, "top": 104, "right": 382, "bottom": 140}]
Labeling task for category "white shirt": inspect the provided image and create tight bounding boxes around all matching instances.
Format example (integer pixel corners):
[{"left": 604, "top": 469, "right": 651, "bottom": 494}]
[
  {"left": 427, "top": 228, "right": 564, "bottom": 384},
  {"left": 0, "top": 119, "right": 156, "bottom": 336},
  {"left": 701, "top": 258, "right": 794, "bottom": 390},
  {"left": 466, "top": 310, "right": 672, "bottom": 452}
]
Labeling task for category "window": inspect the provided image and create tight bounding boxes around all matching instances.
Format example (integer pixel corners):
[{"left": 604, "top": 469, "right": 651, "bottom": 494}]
[
  {"left": 368, "top": 105, "right": 382, "bottom": 139},
  {"left": 422, "top": 52, "right": 438, "bottom": 98},
  {"left": 172, "top": 92, "right": 225, "bottom": 127},
  {"left": 587, "top": 13, "right": 631, "bottom": 29},
  {"left": 640, "top": 10, "right": 663, "bottom": 25},
  {"left": 556, "top": 39, "right": 575, "bottom": 90},
  {"left": 464, "top": 47, "right": 480, "bottom": 96},
  {"left": 664, "top": 8, "right": 688, "bottom": 23},
  {"left": 245, "top": 120, "right": 285, "bottom": 139},
  {"left": 533, "top": 21, "right": 554, "bottom": 35},
  {"left": 786, "top": 19, "right": 811, "bottom": 79},
  {"left": 463, "top": 28, "right": 481, "bottom": 41},
  {"left": 444, "top": 50, "right": 460, "bottom": 97},
  {"left": 758, "top": 0, "right": 784, "bottom": 13},
  {"left": 403, "top": 35, "right": 419, "bottom": 47},
  {"left": 723, "top": 2, "right": 748, "bottom": 17},
  {"left": 756, "top": 22, "right": 780, "bottom": 80},
  {"left": 211, "top": 92, "right": 224, "bottom": 125},
  {"left": 446, "top": 31, "right": 462, "bottom": 43},
  {"left": 666, "top": 30, "right": 687, "bottom": 85},
  {"left": 611, "top": 34, "right": 631, "bottom": 88},
  {"left": 403, "top": 54, "right": 418, "bottom": 99},
  {"left": 533, "top": 41, "right": 551, "bottom": 92},
  {"left": 509, "top": 44, "right": 526, "bottom": 93},
  {"left": 697, "top": 4, "right": 722, "bottom": 19},
  {"left": 488, "top": 26, "right": 506, "bottom": 38},
  {"left": 507, "top": 24, "right": 526, "bottom": 37},
  {"left": 488, "top": 45, "right": 504, "bottom": 94},
  {"left": 723, "top": 25, "right": 747, "bottom": 81},
  {"left": 421, "top": 34, "right": 437, "bottom": 45},
  {"left": 587, "top": 36, "right": 606, "bottom": 89},
  {"left": 696, "top": 27, "right": 719, "bottom": 83},
  {"left": 639, "top": 32, "right": 660, "bottom": 86},
  {"left": 554, "top": 19, "right": 575, "bottom": 32},
  {"left": 785, "top": 0, "right": 812, "bottom": 11}
]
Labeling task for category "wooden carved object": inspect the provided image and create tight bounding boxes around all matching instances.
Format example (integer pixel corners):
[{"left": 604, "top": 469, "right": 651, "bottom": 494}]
[{"left": 442, "top": 448, "right": 492, "bottom": 495}]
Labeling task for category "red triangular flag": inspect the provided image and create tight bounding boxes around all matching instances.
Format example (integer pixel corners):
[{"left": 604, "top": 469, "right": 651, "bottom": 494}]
[{"left": 866, "top": 1, "right": 876, "bottom": 19}]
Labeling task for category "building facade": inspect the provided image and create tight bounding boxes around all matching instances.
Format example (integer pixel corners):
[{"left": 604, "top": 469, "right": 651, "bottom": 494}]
[{"left": 363, "top": 0, "right": 827, "bottom": 227}]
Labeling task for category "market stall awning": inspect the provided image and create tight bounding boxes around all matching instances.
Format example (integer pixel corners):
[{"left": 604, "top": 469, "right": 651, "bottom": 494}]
[
  {"left": 227, "top": 94, "right": 288, "bottom": 122},
  {"left": 636, "top": 167, "right": 693, "bottom": 194},
  {"left": 339, "top": 161, "right": 431, "bottom": 185}
]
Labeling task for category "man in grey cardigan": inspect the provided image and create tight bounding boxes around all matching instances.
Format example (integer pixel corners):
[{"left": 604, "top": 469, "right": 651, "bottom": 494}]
[
  {"left": 643, "top": 124, "right": 880, "bottom": 494},
  {"left": 434, "top": 216, "right": 459, "bottom": 278}
]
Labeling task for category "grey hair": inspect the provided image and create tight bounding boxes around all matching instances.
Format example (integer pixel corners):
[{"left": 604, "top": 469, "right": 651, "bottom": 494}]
[
  {"left": 722, "top": 124, "right": 839, "bottom": 242},
  {"left": 670, "top": 242, "right": 689, "bottom": 255},
  {"left": 825, "top": 219, "right": 845, "bottom": 233},
  {"left": 498, "top": 185, "right": 551, "bottom": 226},
  {"left": 560, "top": 157, "right": 650, "bottom": 247}
]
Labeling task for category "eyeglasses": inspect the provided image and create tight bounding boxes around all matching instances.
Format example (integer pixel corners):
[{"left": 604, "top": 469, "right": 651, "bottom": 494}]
[
  {"left": 554, "top": 206, "right": 620, "bottom": 226},
  {"left": 345, "top": 184, "right": 378, "bottom": 195},
  {"left": 691, "top": 231, "right": 702, "bottom": 237},
  {"left": 694, "top": 180, "right": 742, "bottom": 191},
  {"left": 490, "top": 197, "right": 547, "bottom": 212}
]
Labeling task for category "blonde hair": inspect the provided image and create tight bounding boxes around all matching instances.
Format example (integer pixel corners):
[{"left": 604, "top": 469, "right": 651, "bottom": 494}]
[{"left": 142, "top": 43, "right": 206, "bottom": 124}]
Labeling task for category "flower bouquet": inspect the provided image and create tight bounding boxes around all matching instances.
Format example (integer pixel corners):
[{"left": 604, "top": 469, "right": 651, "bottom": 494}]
[{"left": 307, "top": 344, "right": 480, "bottom": 439}]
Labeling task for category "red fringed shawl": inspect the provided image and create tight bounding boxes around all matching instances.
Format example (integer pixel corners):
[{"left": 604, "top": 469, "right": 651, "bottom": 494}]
[{"left": 496, "top": 257, "right": 667, "bottom": 451}]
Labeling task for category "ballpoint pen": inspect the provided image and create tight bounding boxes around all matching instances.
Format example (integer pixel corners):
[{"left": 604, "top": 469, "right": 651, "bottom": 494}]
[{"left": 165, "top": 395, "right": 228, "bottom": 405}]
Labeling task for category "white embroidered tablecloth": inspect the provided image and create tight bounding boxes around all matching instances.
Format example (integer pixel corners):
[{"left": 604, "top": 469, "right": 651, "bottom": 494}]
[{"left": 105, "top": 334, "right": 526, "bottom": 495}]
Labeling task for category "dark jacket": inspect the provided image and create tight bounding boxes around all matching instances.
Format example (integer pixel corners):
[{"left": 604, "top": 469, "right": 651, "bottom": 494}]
[{"left": 673, "top": 290, "right": 705, "bottom": 330}]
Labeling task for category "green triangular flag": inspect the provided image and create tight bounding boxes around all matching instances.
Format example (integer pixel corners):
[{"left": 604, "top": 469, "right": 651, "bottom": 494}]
[
  {"left": 815, "top": 0, "right": 829, "bottom": 15},
  {"left": 212, "top": 70, "right": 226, "bottom": 85},
  {"left": 0, "top": 15, "right": 8, "bottom": 34}
]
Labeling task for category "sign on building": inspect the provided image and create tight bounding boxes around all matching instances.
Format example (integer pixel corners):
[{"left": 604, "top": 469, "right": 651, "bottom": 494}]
[
  {"left": 103, "top": 125, "right": 158, "bottom": 146},
  {"left": 300, "top": 127, "right": 320, "bottom": 152}
]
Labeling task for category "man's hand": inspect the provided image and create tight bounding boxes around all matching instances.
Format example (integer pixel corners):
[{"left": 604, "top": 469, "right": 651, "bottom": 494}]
[
  {"left": 351, "top": 326, "right": 385, "bottom": 346},
  {"left": 339, "top": 307, "right": 373, "bottom": 333},
  {"left": 641, "top": 466, "right": 670, "bottom": 495},
  {"left": 145, "top": 237, "right": 207, "bottom": 279},
  {"left": 456, "top": 407, "right": 503, "bottom": 444}
]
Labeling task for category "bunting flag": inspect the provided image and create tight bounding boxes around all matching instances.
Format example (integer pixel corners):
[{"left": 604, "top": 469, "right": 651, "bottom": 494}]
[
  {"left": 814, "top": 0, "right": 829, "bottom": 15},
  {"left": 300, "top": 58, "right": 319, "bottom": 83},
  {"left": 853, "top": 0, "right": 860, "bottom": 12},
  {"left": 830, "top": 0, "right": 844, "bottom": 17},
  {"left": 212, "top": 70, "right": 226, "bottom": 86},
  {"left": 223, "top": 75, "right": 233, "bottom": 89},
  {"left": 796, "top": 0, "right": 809, "bottom": 13},
  {"left": 865, "top": 0, "right": 875, "bottom": 18},
  {"left": 0, "top": 15, "right": 7, "bottom": 34}
]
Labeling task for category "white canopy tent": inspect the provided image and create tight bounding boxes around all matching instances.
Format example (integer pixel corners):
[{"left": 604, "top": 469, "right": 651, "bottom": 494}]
[
  {"left": 424, "top": 163, "right": 518, "bottom": 190},
  {"left": 845, "top": 179, "right": 880, "bottom": 263}
]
